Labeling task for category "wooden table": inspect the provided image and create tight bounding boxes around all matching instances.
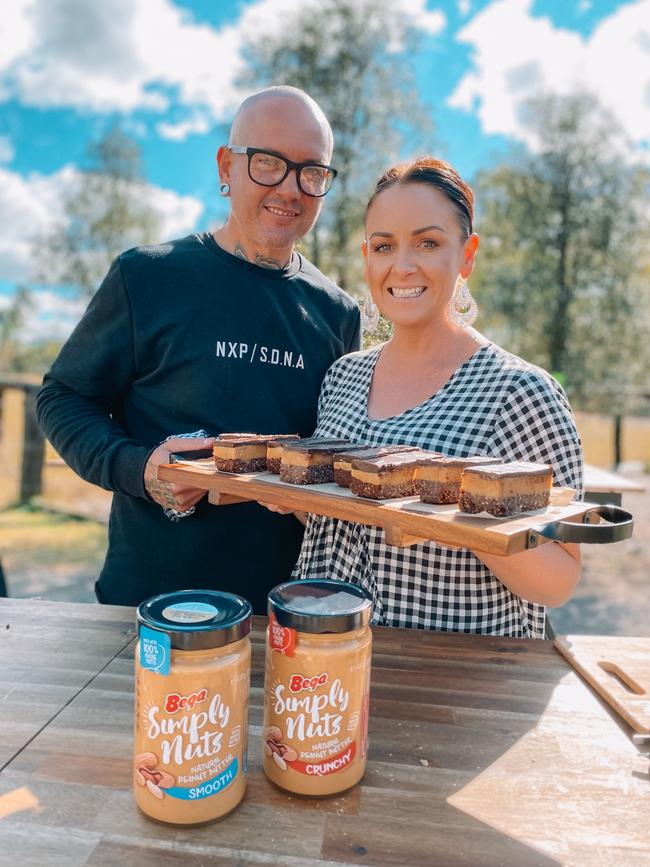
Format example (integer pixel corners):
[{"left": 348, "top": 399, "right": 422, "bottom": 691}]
[
  {"left": 0, "top": 599, "right": 648, "bottom": 866},
  {"left": 583, "top": 464, "right": 645, "bottom": 506}
]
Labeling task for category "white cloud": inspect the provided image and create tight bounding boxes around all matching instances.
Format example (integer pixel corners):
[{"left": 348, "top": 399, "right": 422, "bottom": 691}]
[
  {"left": 0, "top": 136, "right": 15, "bottom": 164},
  {"left": 15, "top": 289, "right": 87, "bottom": 344},
  {"left": 0, "top": 165, "right": 203, "bottom": 284},
  {"left": 449, "top": 0, "right": 650, "bottom": 154},
  {"left": 0, "top": 1, "right": 33, "bottom": 87},
  {"left": 0, "top": 0, "right": 445, "bottom": 139},
  {"left": 146, "top": 183, "right": 204, "bottom": 239},
  {"left": 0, "top": 0, "right": 244, "bottom": 116},
  {"left": 157, "top": 114, "right": 211, "bottom": 142},
  {"left": 457, "top": 0, "right": 472, "bottom": 16}
]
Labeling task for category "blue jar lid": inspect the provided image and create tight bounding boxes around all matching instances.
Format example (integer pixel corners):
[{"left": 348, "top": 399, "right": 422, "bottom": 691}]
[
  {"left": 137, "top": 589, "right": 252, "bottom": 650},
  {"left": 268, "top": 579, "right": 372, "bottom": 634}
]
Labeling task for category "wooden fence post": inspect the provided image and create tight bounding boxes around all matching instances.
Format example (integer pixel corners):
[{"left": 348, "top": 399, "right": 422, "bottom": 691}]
[{"left": 20, "top": 386, "right": 45, "bottom": 501}]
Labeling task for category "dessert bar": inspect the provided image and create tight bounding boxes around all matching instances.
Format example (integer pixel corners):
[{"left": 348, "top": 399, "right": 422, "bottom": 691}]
[
  {"left": 265, "top": 434, "right": 301, "bottom": 473},
  {"left": 280, "top": 441, "right": 356, "bottom": 484},
  {"left": 350, "top": 450, "right": 441, "bottom": 500},
  {"left": 415, "top": 455, "right": 503, "bottom": 504},
  {"left": 268, "top": 437, "right": 350, "bottom": 475},
  {"left": 458, "top": 461, "right": 553, "bottom": 517},
  {"left": 333, "top": 445, "right": 419, "bottom": 488},
  {"left": 214, "top": 435, "right": 273, "bottom": 473}
]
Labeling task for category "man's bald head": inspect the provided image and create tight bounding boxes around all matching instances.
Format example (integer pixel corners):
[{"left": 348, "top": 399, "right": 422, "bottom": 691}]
[
  {"left": 229, "top": 86, "right": 333, "bottom": 158},
  {"left": 215, "top": 86, "right": 334, "bottom": 265}
]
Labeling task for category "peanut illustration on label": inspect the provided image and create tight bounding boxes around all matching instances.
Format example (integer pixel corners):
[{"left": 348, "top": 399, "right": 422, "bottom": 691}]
[
  {"left": 134, "top": 751, "right": 176, "bottom": 799},
  {"left": 263, "top": 725, "right": 297, "bottom": 771}
]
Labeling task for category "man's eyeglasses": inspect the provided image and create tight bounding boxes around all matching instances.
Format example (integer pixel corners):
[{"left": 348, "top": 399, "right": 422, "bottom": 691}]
[{"left": 227, "top": 146, "right": 337, "bottom": 197}]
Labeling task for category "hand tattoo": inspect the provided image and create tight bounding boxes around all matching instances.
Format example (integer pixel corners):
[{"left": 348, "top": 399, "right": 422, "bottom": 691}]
[{"left": 145, "top": 477, "right": 179, "bottom": 508}]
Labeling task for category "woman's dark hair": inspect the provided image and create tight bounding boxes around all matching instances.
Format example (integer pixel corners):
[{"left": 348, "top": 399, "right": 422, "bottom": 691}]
[{"left": 366, "top": 156, "right": 474, "bottom": 239}]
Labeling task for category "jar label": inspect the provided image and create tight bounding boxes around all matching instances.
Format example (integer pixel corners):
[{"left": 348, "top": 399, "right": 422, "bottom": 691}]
[
  {"left": 135, "top": 686, "right": 242, "bottom": 802},
  {"left": 162, "top": 602, "right": 219, "bottom": 623},
  {"left": 263, "top": 629, "right": 372, "bottom": 795},
  {"left": 161, "top": 757, "right": 239, "bottom": 799},
  {"left": 288, "top": 741, "right": 357, "bottom": 776},
  {"left": 140, "top": 626, "right": 170, "bottom": 675},
  {"left": 268, "top": 611, "right": 297, "bottom": 656}
]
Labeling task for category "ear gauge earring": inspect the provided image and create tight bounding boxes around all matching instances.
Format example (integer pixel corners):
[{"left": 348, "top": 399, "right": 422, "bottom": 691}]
[
  {"left": 360, "top": 293, "right": 381, "bottom": 335},
  {"left": 219, "top": 182, "right": 230, "bottom": 196},
  {"left": 449, "top": 276, "right": 478, "bottom": 328}
]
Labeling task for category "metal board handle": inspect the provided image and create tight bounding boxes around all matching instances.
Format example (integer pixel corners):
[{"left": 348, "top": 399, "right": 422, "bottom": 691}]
[{"left": 534, "top": 504, "right": 633, "bottom": 544}]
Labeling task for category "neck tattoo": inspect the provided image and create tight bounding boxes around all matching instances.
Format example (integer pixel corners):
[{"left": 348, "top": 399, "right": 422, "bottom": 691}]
[{"left": 233, "top": 241, "right": 286, "bottom": 270}]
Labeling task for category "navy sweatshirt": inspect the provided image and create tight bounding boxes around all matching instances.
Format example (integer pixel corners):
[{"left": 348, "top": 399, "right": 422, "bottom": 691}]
[{"left": 37, "top": 232, "right": 360, "bottom": 612}]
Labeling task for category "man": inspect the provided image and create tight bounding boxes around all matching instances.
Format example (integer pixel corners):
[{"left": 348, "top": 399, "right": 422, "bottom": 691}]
[{"left": 37, "top": 86, "right": 360, "bottom": 612}]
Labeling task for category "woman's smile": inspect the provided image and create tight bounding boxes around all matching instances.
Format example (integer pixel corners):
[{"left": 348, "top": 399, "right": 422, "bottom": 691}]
[{"left": 388, "top": 286, "right": 427, "bottom": 298}]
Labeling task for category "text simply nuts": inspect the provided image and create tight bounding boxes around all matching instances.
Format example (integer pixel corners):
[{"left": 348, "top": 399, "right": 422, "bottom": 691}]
[
  {"left": 263, "top": 579, "right": 373, "bottom": 796},
  {"left": 134, "top": 590, "right": 251, "bottom": 824}
]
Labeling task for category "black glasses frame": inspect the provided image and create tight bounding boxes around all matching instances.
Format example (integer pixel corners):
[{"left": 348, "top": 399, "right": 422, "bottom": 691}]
[{"left": 227, "top": 145, "right": 337, "bottom": 197}]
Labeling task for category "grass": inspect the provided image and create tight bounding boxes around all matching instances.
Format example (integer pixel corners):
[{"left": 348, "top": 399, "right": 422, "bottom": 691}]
[{"left": 0, "top": 505, "right": 107, "bottom": 600}]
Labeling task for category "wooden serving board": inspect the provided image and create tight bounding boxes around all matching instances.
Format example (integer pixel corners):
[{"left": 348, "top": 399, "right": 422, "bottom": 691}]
[
  {"left": 158, "top": 460, "right": 591, "bottom": 556},
  {"left": 554, "top": 636, "right": 650, "bottom": 735}
]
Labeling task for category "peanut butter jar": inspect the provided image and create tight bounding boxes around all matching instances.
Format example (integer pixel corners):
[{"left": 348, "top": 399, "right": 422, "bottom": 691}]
[
  {"left": 134, "top": 590, "right": 251, "bottom": 825},
  {"left": 263, "top": 579, "right": 373, "bottom": 796}
]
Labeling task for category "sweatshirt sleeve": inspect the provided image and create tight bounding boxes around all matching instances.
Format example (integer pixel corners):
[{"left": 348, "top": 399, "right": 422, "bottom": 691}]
[
  {"left": 36, "top": 256, "right": 152, "bottom": 498},
  {"left": 347, "top": 307, "right": 362, "bottom": 353}
]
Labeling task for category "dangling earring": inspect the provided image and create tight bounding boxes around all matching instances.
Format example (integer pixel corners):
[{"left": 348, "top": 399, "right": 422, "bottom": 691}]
[
  {"left": 219, "top": 182, "right": 230, "bottom": 196},
  {"left": 360, "top": 293, "right": 380, "bottom": 334},
  {"left": 449, "top": 276, "right": 478, "bottom": 328}
]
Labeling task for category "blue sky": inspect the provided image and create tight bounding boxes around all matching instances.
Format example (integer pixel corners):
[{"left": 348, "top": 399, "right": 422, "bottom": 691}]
[{"left": 1, "top": 0, "right": 648, "bottom": 341}]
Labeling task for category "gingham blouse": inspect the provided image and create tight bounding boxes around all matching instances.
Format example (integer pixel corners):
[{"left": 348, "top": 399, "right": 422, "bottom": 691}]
[{"left": 292, "top": 342, "right": 583, "bottom": 639}]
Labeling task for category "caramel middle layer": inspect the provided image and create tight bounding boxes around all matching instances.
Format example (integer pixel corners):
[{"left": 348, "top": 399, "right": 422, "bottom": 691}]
[
  {"left": 351, "top": 467, "right": 415, "bottom": 486},
  {"left": 281, "top": 451, "right": 332, "bottom": 468},
  {"left": 460, "top": 474, "right": 550, "bottom": 499},
  {"left": 414, "top": 464, "right": 463, "bottom": 484},
  {"left": 213, "top": 444, "right": 267, "bottom": 459}
]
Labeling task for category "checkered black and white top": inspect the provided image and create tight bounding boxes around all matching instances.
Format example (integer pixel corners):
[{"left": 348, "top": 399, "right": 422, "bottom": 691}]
[{"left": 292, "top": 342, "right": 583, "bottom": 639}]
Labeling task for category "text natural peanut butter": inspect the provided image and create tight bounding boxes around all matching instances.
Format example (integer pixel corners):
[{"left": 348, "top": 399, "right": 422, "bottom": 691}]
[
  {"left": 263, "top": 579, "right": 372, "bottom": 796},
  {"left": 134, "top": 590, "right": 251, "bottom": 824}
]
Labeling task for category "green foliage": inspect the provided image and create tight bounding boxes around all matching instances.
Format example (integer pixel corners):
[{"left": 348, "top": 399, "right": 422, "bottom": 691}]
[
  {"left": 0, "top": 286, "right": 34, "bottom": 370},
  {"left": 36, "top": 125, "right": 161, "bottom": 299},
  {"left": 472, "top": 91, "right": 650, "bottom": 414},
  {"left": 362, "top": 315, "right": 392, "bottom": 350},
  {"left": 6, "top": 340, "right": 64, "bottom": 375},
  {"left": 239, "top": 0, "right": 434, "bottom": 298}
]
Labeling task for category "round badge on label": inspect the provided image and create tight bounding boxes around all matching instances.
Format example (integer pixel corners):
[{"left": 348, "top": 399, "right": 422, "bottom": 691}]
[{"left": 162, "top": 602, "right": 219, "bottom": 623}]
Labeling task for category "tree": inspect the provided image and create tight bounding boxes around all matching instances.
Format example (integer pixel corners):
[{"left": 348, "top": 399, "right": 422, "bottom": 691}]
[
  {"left": 37, "top": 125, "right": 161, "bottom": 299},
  {"left": 472, "top": 90, "right": 650, "bottom": 414},
  {"left": 0, "top": 286, "right": 33, "bottom": 370},
  {"left": 238, "top": 0, "right": 434, "bottom": 295}
]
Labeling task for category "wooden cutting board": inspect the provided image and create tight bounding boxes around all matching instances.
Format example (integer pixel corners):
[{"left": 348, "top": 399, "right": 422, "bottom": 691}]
[
  {"left": 158, "top": 460, "right": 586, "bottom": 556},
  {"left": 554, "top": 636, "right": 650, "bottom": 735}
]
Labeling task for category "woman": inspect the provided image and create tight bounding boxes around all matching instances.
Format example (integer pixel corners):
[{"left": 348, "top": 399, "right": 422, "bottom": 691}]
[{"left": 291, "top": 157, "right": 583, "bottom": 638}]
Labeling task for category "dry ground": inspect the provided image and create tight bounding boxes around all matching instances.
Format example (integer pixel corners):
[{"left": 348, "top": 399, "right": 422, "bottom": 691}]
[
  {"left": 1, "top": 468, "right": 648, "bottom": 636},
  {"left": 0, "top": 506, "right": 106, "bottom": 602},
  {"left": 548, "top": 464, "right": 650, "bottom": 636}
]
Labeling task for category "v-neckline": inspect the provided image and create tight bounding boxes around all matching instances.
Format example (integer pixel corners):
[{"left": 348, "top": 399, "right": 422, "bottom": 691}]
[{"left": 364, "top": 342, "right": 492, "bottom": 423}]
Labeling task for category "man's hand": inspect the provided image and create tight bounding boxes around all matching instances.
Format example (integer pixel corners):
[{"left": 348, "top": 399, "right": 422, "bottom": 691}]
[{"left": 144, "top": 436, "right": 215, "bottom": 512}]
